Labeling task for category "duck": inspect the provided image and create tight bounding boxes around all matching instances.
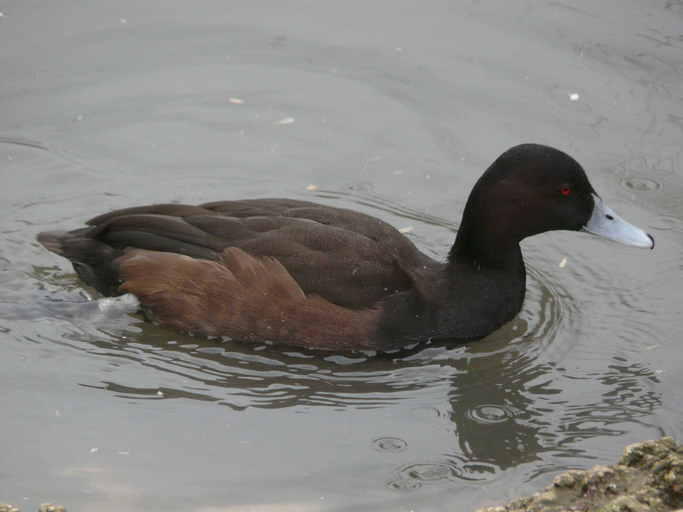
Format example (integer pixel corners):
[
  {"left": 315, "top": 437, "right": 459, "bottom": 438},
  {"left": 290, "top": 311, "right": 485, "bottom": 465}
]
[{"left": 37, "top": 144, "right": 654, "bottom": 352}]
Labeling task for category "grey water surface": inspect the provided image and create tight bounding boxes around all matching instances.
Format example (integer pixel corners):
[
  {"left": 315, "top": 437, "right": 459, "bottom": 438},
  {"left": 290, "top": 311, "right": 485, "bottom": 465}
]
[{"left": 1, "top": 1, "right": 682, "bottom": 511}]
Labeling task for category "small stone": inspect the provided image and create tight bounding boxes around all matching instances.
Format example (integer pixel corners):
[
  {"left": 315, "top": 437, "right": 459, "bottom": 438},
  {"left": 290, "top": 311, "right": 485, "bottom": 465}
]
[
  {"left": 592, "top": 465, "right": 615, "bottom": 480},
  {"left": 534, "top": 489, "right": 558, "bottom": 504},
  {"left": 553, "top": 471, "right": 577, "bottom": 488},
  {"left": 38, "top": 505, "right": 66, "bottom": 512},
  {"left": 606, "top": 495, "right": 649, "bottom": 512}
]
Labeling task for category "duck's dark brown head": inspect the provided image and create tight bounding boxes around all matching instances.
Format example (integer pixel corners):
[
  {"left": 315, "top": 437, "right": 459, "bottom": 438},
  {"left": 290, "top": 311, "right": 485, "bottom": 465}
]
[{"left": 450, "top": 144, "right": 654, "bottom": 267}]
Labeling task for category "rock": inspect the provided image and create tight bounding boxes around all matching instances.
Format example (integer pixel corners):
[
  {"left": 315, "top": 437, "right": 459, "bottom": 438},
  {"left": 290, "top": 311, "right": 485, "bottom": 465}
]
[
  {"left": 476, "top": 437, "right": 683, "bottom": 512},
  {"left": 38, "top": 505, "right": 66, "bottom": 512},
  {"left": 0, "top": 504, "right": 66, "bottom": 512}
]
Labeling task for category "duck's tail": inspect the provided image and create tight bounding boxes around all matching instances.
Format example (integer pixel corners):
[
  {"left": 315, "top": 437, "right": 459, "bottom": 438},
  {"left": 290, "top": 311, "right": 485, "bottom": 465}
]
[
  {"left": 37, "top": 230, "right": 70, "bottom": 255},
  {"left": 37, "top": 228, "right": 120, "bottom": 295}
]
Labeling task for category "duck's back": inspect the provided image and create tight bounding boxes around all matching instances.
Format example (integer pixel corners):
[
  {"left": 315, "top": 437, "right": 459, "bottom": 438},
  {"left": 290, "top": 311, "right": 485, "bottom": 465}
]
[{"left": 39, "top": 198, "right": 438, "bottom": 309}]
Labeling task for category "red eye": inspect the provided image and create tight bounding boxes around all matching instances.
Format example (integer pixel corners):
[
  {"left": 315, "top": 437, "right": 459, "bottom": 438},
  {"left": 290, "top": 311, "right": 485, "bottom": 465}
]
[{"left": 560, "top": 186, "right": 571, "bottom": 196}]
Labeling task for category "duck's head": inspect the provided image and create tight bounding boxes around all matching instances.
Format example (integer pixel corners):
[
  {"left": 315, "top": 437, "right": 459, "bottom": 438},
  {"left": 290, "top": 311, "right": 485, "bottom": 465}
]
[{"left": 451, "top": 143, "right": 654, "bottom": 266}]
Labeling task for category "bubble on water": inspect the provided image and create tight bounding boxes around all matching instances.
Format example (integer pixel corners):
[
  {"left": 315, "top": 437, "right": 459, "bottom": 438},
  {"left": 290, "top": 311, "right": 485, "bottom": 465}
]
[
  {"left": 650, "top": 214, "right": 682, "bottom": 232},
  {"left": 466, "top": 404, "right": 519, "bottom": 425},
  {"left": 372, "top": 437, "right": 408, "bottom": 453},
  {"left": 620, "top": 177, "right": 661, "bottom": 192},
  {"left": 398, "top": 463, "right": 461, "bottom": 482},
  {"left": 385, "top": 478, "right": 422, "bottom": 491}
]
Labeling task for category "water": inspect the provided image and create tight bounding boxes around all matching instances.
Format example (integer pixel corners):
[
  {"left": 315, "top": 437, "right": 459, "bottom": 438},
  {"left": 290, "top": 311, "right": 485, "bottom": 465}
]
[{"left": 1, "top": 1, "right": 682, "bottom": 510}]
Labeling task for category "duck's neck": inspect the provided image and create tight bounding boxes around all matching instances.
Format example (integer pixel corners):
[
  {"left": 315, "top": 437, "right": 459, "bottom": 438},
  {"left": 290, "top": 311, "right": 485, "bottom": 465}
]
[
  {"left": 375, "top": 245, "right": 526, "bottom": 350},
  {"left": 446, "top": 244, "right": 526, "bottom": 337},
  {"left": 448, "top": 197, "right": 524, "bottom": 270}
]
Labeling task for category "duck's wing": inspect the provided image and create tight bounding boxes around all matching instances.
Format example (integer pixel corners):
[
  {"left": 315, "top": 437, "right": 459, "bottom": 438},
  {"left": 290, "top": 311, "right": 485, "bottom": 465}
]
[{"left": 39, "top": 199, "right": 436, "bottom": 309}]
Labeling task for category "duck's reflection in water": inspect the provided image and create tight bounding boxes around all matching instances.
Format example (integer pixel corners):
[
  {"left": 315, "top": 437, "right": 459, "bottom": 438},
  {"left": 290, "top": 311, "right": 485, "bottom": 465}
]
[{"left": 28, "top": 264, "right": 662, "bottom": 487}]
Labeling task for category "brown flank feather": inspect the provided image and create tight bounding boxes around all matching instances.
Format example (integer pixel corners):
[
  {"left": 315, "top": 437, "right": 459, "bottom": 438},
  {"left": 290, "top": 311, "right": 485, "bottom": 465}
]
[{"left": 116, "top": 247, "right": 380, "bottom": 351}]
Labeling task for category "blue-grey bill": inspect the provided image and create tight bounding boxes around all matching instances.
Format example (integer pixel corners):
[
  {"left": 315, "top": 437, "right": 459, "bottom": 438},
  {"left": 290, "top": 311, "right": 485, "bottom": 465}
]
[{"left": 582, "top": 194, "right": 654, "bottom": 249}]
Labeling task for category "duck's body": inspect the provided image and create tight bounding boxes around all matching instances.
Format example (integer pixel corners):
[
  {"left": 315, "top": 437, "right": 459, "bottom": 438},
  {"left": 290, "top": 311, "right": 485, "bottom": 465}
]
[{"left": 38, "top": 144, "right": 654, "bottom": 351}]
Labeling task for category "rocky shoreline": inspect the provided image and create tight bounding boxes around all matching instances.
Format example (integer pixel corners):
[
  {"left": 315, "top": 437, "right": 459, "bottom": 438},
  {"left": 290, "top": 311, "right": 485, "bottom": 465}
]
[
  {"left": 0, "top": 506, "right": 64, "bottom": 512},
  {"left": 476, "top": 437, "right": 683, "bottom": 512},
  {"left": 2, "top": 438, "right": 681, "bottom": 512}
]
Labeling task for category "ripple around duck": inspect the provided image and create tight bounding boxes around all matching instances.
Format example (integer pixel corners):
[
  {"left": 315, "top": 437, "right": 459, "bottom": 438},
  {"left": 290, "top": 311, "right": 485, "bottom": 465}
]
[
  {"left": 314, "top": 188, "right": 459, "bottom": 232},
  {"left": 649, "top": 214, "right": 683, "bottom": 233}
]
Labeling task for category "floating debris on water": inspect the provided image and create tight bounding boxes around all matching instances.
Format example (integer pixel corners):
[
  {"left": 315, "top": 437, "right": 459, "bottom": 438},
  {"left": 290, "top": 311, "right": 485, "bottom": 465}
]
[
  {"left": 569, "top": 92, "right": 580, "bottom": 101},
  {"left": 228, "top": 97, "right": 244, "bottom": 104},
  {"left": 305, "top": 184, "right": 318, "bottom": 191},
  {"left": 274, "top": 117, "right": 295, "bottom": 125},
  {"left": 89, "top": 447, "right": 98, "bottom": 454},
  {"left": 559, "top": 257, "right": 567, "bottom": 268},
  {"left": 398, "top": 226, "right": 414, "bottom": 234}
]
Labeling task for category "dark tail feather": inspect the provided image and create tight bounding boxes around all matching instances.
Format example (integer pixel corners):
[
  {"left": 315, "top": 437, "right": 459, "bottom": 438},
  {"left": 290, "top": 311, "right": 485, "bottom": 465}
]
[
  {"left": 37, "top": 230, "right": 67, "bottom": 255},
  {"left": 36, "top": 229, "right": 121, "bottom": 296}
]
